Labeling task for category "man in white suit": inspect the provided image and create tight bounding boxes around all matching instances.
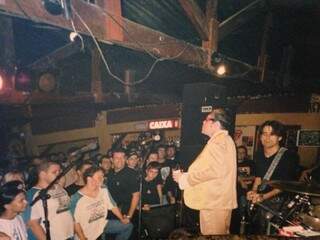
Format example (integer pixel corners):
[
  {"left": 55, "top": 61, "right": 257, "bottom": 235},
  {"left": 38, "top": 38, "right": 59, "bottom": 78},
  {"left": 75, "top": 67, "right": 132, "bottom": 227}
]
[{"left": 173, "top": 108, "right": 237, "bottom": 235}]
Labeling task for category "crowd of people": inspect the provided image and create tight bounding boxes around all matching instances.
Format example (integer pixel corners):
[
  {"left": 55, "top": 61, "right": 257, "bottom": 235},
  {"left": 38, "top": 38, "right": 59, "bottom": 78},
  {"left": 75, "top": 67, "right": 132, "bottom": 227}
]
[
  {"left": 0, "top": 109, "right": 319, "bottom": 239},
  {"left": 0, "top": 143, "right": 180, "bottom": 240}
]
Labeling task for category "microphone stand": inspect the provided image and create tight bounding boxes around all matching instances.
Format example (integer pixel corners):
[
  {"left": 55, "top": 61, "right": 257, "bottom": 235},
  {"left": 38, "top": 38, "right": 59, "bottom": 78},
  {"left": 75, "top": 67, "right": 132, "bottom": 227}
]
[
  {"left": 137, "top": 166, "right": 144, "bottom": 239},
  {"left": 137, "top": 142, "right": 155, "bottom": 238},
  {"left": 30, "top": 153, "right": 83, "bottom": 240}
]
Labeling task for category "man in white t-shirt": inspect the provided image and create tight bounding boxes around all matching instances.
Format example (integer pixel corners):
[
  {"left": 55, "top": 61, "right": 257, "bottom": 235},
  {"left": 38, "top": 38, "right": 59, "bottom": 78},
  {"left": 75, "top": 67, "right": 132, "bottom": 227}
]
[
  {"left": 0, "top": 181, "right": 28, "bottom": 240},
  {"left": 70, "top": 166, "right": 133, "bottom": 240},
  {"left": 23, "top": 160, "right": 74, "bottom": 240}
]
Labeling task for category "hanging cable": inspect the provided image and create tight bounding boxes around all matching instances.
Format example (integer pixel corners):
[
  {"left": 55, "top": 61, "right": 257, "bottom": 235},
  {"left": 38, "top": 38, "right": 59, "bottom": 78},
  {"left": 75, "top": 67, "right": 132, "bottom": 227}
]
[{"left": 71, "top": 5, "right": 189, "bottom": 86}]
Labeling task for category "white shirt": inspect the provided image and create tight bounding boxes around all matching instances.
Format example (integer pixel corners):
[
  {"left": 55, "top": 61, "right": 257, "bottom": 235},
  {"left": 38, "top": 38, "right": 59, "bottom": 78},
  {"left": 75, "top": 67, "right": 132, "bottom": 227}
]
[
  {"left": 70, "top": 188, "right": 116, "bottom": 240},
  {"left": 27, "top": 185, "right": 74, "bottom": 240},
  {"left": 0, "top": 215, "right": 28, "bottom": 240}
]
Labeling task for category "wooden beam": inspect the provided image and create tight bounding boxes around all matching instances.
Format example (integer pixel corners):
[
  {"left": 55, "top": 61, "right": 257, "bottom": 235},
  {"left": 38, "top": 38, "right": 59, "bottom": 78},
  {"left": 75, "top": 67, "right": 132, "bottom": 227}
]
[
  {"left": 205, "top": 0, "right": 218, "bottom": 21},
  {"left": 0, "top": 0, "right": 211, "bottom": 73},
  {"left": 219, "top": 0, "right": 266, "bottom": 41},
  {"left": 178, "top": 0, "right": 209, "bottom": 40},
  {"left": 0, "top": 15, "right": 15, "bottom": 68},
  {"left": 202, "top": 0, "right": 219, "bottom": 64},
  {"left": 28, "top": 41, "right": 83, "bottom": 70}
]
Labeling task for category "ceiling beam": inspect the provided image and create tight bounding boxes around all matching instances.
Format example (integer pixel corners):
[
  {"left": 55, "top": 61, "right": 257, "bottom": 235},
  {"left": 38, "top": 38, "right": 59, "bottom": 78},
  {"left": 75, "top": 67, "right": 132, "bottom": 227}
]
[
  {"left": 178, "top": 0, "right": 209, "bottom": 40},
  {"left": 0, "top": 0, "right": 213, "bottom": 73},
  {"left": 218, "top": 0, "right": 266, "bottom": 41},
  {"left": 28, "top": 41, "right": 84, "bottom": 70}
]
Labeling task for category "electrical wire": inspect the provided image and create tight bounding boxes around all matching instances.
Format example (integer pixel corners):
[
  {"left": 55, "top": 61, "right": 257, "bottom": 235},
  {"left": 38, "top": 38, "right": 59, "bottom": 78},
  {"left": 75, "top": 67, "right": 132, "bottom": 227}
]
[
  {"left": 69, "top": 18, "right": 85, "bottom": 51},
  {"left": 71, "top": 5, "right": 189, "bottom": 86}
]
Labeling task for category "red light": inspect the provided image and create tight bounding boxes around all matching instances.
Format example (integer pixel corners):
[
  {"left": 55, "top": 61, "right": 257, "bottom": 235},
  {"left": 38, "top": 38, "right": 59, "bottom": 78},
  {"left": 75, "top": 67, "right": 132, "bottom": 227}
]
[
  {"left": 0, "top": 68, "right": 13, "bottom": 92},
  {"left": 0, "top": 74, "right": 4, "bottom": 91},
  {"left": 15, "top": 70, "right": 32, "bottom": 91}
]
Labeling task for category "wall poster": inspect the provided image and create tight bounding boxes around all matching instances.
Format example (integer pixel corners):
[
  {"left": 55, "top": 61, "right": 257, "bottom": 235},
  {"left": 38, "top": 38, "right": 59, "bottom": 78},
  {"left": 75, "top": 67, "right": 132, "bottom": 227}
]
[{"left": 234, "top": 125, "right": 257, "bottom": 160}]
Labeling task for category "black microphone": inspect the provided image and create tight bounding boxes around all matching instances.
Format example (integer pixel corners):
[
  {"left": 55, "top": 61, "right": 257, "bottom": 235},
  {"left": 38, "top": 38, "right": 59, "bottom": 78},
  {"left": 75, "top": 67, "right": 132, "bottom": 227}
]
[{"left": 70, "top": 142, "right": 98, "bottom": 156}]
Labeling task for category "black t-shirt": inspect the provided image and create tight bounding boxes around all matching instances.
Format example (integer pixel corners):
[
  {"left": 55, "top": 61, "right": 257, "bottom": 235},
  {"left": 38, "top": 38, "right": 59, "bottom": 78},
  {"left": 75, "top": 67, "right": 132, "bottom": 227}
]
[
  {"left": 254, "top": 149, "right": 299, "bottom": 192},
  {"left": 141, "top": 178, "right": 160, "bottom": 206},
  {"left": 65, "top": 183, "right": 82, "bottom": 196},
  {"left": 107, "top": 167, "right": 139, "bottom": 213}
]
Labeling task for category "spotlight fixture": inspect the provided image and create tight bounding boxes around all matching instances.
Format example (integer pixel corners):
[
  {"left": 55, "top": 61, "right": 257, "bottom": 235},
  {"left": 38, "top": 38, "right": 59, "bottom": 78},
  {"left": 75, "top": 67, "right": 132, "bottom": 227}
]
[
  {"left": 42, "top": 0, "right": 71, "bottom": 19},
  {"left": 212, "top": 52, "right": 227, "bottom": 76},
  {"left": 42, "top": 0, "right": 63, "bottom": 15},
  {"left": 216, "top": 64, "right": 227, "bottom": 76},
  {"left": 38, "top": 72, "right": 56, "bottom": 92}
]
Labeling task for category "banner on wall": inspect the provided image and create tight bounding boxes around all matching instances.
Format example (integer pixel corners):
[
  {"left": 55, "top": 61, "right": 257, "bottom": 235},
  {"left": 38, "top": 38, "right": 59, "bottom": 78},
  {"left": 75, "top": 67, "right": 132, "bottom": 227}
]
[{"left": 234, "top": 125, "right": 257, "bottom": 160}]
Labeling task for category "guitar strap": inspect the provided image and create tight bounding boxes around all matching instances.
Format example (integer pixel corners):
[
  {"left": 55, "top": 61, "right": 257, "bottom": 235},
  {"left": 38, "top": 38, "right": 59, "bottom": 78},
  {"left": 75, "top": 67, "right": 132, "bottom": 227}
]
[{"left": 259, "top": 147, "right": 287, "bottom": 192}]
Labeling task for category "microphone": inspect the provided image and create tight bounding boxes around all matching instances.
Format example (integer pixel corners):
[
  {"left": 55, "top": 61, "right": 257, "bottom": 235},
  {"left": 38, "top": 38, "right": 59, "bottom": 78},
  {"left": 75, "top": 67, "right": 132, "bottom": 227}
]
[{"left": 70, "top": 142, "right": 98, "bottom": 156}]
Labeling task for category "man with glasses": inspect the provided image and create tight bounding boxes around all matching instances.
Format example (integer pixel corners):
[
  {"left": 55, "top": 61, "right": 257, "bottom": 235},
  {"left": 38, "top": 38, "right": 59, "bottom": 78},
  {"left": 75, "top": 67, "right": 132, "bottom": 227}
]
[{"left": 173, "top": 108, "right": 237, "bottom": 235}]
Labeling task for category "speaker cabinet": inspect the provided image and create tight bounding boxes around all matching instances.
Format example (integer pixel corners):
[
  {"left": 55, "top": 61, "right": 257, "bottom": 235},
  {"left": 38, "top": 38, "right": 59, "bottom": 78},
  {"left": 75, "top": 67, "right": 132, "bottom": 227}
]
[{"left": 180, "top": 82, "right": 227, "bottom": 169}]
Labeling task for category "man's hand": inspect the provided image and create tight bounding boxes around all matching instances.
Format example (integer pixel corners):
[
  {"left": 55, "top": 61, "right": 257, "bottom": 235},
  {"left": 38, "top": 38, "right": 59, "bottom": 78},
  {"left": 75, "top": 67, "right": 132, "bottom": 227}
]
[
  {"left": 142, "top": 204, "right": 151, "bottom": 211},
  {"left": 120, "top": 216, "right": 130, "bottom": 224},
  {"left": 299, "top": 169, "right": 312, "bottom": 182},
  {"left": 172, "top": 169, "right": 183, "bottom": 183},
  {"left": 247, "top": 190, "right": 264, "bottom": 203}
]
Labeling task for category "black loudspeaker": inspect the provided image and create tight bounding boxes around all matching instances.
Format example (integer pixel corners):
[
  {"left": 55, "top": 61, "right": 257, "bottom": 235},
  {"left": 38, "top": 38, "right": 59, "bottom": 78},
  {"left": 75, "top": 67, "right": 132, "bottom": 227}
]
[
  {"left": 142, "top": 204, "right": 176, "bottom": 239},
  {"left": 179, "top": 82, "right": 227, "bottom": 169}
]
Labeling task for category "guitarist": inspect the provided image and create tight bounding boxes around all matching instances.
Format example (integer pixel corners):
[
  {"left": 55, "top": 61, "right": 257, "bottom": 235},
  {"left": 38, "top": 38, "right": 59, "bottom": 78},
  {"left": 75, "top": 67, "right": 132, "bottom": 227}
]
[{"left": 247, "top": 120, "right": 300, "bottom": 234}]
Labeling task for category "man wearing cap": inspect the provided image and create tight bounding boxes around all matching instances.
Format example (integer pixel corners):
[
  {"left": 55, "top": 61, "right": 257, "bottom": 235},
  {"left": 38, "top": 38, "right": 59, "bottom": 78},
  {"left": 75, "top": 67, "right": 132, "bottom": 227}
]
[
  {"left": 0, "top": 181, "right": 28, "bottom": 240},
  {"left": 126, "top": 150, "right": 141, "bottom": 170}
]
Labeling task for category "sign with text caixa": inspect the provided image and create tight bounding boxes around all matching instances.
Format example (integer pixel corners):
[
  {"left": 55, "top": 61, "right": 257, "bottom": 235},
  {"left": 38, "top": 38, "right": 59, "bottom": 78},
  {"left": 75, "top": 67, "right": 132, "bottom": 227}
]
[{"left": 148, "top": 119, "right": 180, "bottom": 130}]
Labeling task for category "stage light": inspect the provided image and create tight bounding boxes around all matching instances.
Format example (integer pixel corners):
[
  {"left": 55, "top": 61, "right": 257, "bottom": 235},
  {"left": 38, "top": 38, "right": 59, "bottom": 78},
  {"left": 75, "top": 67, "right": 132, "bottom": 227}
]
[
  {"left": 42, "top": 0, "right": 71, "bottom": 19},
  {"left": 38, "top": 72, "right": 56, "bottom": 92},
  {"left": 0, "top": 73, "right": 4, "bottom": 91},
  {"left": 211, "top": 52, "right": 227, "bottom": 76},
  {"left": 42, "top": 0, "right": 63, "bottom": 15},
  {"left": 15, "top": 69, "right": 32, "bottom": 92},
  {"left": 216, "top": 64, "right": 227, "bottom": 75},
  {"left": 0, "top": 68, "right": 13, "bottom": 93}
]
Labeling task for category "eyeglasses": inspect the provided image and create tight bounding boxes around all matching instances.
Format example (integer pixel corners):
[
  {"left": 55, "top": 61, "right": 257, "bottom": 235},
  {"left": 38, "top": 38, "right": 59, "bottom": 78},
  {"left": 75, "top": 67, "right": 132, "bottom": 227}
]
[{"left": 204, "top": 117, "right": 216, "bottom": 122}]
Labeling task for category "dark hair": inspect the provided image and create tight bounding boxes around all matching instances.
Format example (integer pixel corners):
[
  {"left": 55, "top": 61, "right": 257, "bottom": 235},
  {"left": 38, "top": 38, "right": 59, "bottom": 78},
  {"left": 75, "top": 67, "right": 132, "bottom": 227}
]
[
  {"left": 126, "top": 150, "right": 140, "bottom": 159},
  {"left": 0, "top": 181, "right": 25, "bottom": 215},
  {"left": 147, "top": 151, "right": 158, "bottom": 157},
  {"left": 146, "top": 161, "right": 161, "bottom": 171},
  {"left": 83, "top": 166, "right": 104, "bottom": 184},
  {"left": 157, "top": 144, "right": 166, "bottom": 150},
  {"left": 258, "top": 120, "right": 285, "bottom": 138},
  {"left": 36, "top": 160, "right": 60, "bottom": 176},
  {"left": 166, "top": 145, "right": 176, "bottom": 150},
  {"left": 237, "top": 145, "right": 248, "bottom": 155},
  {"left": 112, "top": 148, "right": 126, "bottom": 156},
  {"left": 211, "top": 108, "right": 232, "bottom": 130},
  {"left": 99, "top": 155, "right": 111, "bottom": 163},
  {"left": 75, "top": 160, "right": 93, "bottom": 171},
  {"left": 258, "top": 120, "right": 285, "bottom": 146}
]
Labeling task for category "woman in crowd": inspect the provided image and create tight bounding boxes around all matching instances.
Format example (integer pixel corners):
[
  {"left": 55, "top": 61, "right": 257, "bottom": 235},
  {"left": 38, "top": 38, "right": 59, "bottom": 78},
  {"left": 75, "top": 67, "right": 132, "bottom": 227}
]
[{"left": 0, "top": 181, "right": 28, "bottom": 240}]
